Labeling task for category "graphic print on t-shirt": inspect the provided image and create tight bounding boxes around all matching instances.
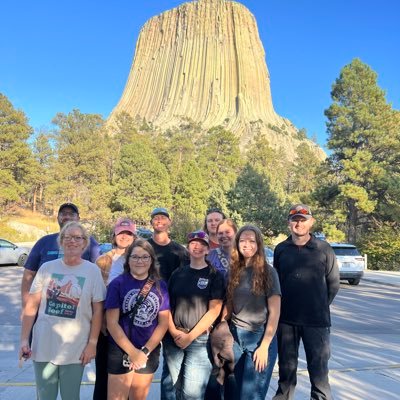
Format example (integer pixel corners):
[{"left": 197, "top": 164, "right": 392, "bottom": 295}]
[
  {"left": 123, "top": 289, "right": 160, "bottom": 328},
  {"left": 45, "top": 273, "right": 85, "bottom": 319},
  {"left": 197, "top": 278, "right": 209, "bottom": 289}
]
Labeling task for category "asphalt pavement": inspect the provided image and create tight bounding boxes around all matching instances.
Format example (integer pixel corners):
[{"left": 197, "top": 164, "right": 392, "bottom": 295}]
[
  {"left": 362, "top": 269, "right": 400, "bottom": 287},
  {"left": 0, "top": 268, "right": 399, "bottom": 399}
]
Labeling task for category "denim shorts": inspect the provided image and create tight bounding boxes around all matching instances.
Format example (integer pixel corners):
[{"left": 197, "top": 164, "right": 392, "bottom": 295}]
[{"left": 107, "top": 342, "right": 160, "bottom": 375}]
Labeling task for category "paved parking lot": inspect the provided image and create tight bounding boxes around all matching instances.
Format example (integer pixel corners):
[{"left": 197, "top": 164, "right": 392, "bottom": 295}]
[{"left": 1, "top": 267, "right": 399, "bottom": 399}]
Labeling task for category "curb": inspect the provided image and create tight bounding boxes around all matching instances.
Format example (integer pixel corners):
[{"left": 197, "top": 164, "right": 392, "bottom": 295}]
[{"left": 361, "top": 277, "right": 400, "bottom": 288}]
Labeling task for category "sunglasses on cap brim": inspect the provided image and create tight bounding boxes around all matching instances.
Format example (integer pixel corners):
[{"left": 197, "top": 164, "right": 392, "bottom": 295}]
[
  {"left": 187, "top": 232, "right": 208, "bottom": 241},
  {"left": 289, "top": 208, "right": 311, "bottom": 216}
]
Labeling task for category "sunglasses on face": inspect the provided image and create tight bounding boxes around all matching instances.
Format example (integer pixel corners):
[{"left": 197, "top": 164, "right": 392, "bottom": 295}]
[{"left": 289, "top": 208, "right": 310, "bottom": 216}]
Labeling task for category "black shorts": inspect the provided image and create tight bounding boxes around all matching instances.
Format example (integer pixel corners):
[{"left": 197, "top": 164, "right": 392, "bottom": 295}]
[{"left": 107, "top": 342, "right": 160, "bottom": 375}]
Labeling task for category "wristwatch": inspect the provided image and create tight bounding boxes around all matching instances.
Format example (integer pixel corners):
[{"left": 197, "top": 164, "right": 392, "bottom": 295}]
[{"left": 141, "top": 346, "right": 150, "bottom": 356}]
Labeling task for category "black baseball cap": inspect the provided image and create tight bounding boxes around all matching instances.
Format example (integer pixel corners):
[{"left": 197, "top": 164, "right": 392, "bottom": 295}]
[{"left": 58, "top": 203, "right": 79, "bottom": 215}]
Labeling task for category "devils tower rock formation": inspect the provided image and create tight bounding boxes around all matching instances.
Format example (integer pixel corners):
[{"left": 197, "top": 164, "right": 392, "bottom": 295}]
[{"left": 109, "top": 0, "right": 323, "bottom": 158}]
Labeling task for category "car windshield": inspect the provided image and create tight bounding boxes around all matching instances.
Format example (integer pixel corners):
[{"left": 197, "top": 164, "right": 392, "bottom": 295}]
[
  {"left": 332, "top": 247, "right": 361, "bottom": 256},
  {"left": 137, "top": 228, "right": 153, "bottom": 239},
  {"left": 0, "top": 239, "right": 15, "bottom": 248}
]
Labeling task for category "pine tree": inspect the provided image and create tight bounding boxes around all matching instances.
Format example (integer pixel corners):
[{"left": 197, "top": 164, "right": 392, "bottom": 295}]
[
  {"left": 173, "top": 160, "right": 208, "bottom": 221},
  {"left": 228, "top": 164, "right": 286, "bottom": 237},
  {"left": 111, "top": 137, "right": 172, "bottom": 223},
  {"left": 287, "top": 143, "right": 323, "bottom": 203},
  {"left": 47, "top": 109, "right": 110, "bottom": 218},
  {"left": 196, "top": 126, "right": 242, "bottom": 212},
  {"left": 245, "top": 132, "right": 287, "bottom": 201},
  {"left": 105, "top": 112, "right": 142, "bottom": 186},
  {"left": 153, "top": 122, "right": 198, "bottom": 195},
  {"left": 323, "top": 58, "right": 400, "bottom": 242},
  {"left": 30, "top": 131, "right": 54, "bottom": 212},
  {"left": 0, "top": 93, "right": 35, "bottom": 210}
]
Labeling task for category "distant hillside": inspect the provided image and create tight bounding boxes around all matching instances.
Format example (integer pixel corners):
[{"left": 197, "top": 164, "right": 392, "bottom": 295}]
[{"left": 0, "top": 208, "right": 58, "bottom": 242}]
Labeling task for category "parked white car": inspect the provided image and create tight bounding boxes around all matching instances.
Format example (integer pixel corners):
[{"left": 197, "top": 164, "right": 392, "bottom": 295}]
[
  {"left": 0, "top": 239, "right": 31, "bottom": 267},
  {"left": 330, "top": 243, "right": 365, "bottom": 285}
]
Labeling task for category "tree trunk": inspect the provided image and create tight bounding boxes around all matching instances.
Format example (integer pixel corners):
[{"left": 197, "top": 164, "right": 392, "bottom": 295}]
[
  {"left": 347, "top": 199, "right": 358, "bottom": 243},
  {"left": 32, "top": 188, "right": 37, "bottom": 212}
]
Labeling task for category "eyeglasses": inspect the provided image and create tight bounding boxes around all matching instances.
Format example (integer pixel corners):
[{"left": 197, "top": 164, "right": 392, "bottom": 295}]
[
  {"left": 59, "top": 211, "right": 78, "bottom": 217},
  {"left": 130, "top": 255, "right": 151, "bottom": 263},
  {"left": 63, "top": 235, "right": 84, "bottom": 242},
  {"left": 289, "top": 208, "right": 310, "bottom": 216}
]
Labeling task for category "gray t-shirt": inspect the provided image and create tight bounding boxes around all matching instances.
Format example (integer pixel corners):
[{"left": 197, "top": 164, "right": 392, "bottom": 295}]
[{"left": 231, "top": 265, "right": 281, "bottom": 332}]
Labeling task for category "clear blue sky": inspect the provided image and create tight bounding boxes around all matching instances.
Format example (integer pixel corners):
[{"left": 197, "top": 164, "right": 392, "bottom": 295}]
[{"left": 1, "top": 0, "right": 399, "bottom": 149}]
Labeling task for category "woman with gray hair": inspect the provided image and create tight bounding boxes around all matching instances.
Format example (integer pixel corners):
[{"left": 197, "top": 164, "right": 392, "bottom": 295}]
[{"left": 20, "top": 221, "right": 106, "bottom": 400}]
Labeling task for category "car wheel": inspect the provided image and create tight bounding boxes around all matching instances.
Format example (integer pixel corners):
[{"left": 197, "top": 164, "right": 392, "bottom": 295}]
[
  {"left": 348, "top": 278, "right": 360, "bottom": 286},
  {"left": 18, "top": 254, "right": 28, "bottom": 267}
]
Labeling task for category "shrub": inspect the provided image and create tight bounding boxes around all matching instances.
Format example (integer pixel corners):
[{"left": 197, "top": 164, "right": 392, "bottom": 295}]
[{"left": 359, "top": 224, "right": 400, "bottom": 271}]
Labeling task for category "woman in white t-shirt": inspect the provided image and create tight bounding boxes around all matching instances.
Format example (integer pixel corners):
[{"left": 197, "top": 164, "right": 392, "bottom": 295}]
[
  {"left": 96, "top": 218, "right": 137, "bottom": 285},
  {"left": 20, "top": 221, "right": 106, "bottom": 400}
]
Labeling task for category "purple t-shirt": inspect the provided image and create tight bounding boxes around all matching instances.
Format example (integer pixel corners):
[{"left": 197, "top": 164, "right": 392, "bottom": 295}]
[
  {"left": 105, "top": 272, "right": 170, "bottom": 348},
  {"left": 207, "top": 248, "right": 230, "bottom": 282}
]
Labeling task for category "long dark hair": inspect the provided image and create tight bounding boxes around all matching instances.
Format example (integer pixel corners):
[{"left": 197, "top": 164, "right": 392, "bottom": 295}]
[{"left": 227, "top": 225, "right": 272, "bottom": 306}]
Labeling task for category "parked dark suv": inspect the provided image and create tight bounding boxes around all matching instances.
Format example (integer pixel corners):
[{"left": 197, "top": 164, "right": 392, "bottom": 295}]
[{"left": 330, "top": 243, "right": 365, "bottom": 285}]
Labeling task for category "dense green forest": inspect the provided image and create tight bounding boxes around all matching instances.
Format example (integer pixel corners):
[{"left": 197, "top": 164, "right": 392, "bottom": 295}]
[{"left": 1, "top": 59, "right": 399, "bottom": 270}]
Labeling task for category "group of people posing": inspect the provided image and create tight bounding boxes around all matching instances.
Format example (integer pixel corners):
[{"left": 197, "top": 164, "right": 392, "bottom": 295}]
[{"left": 19, "top": 202, "right": 340, "bottom": 400}]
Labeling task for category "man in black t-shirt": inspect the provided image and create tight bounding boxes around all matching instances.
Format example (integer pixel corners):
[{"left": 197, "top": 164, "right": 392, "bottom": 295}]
[
  {"left": 147, "top": 207, "right": 189, "bottom": 400},
  {"left": 273, "top": 204, "right": 339, "bottom": 400},
  {"left": 147, "top": 207, "right": 189, "bottom": 282}
]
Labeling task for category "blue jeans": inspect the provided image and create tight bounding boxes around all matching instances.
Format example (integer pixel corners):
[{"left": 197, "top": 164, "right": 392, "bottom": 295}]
[
  {"left": 162, "top": 332, "right": 212, "bottom": 400},
  {"left": 231, "top": 324, "right": 278, "bottom": 400}
]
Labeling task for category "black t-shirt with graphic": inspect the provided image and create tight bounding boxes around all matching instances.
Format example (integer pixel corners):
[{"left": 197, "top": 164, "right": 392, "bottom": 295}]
[{"left": 168, "top": 264, "right": 225, "bottom": 331}]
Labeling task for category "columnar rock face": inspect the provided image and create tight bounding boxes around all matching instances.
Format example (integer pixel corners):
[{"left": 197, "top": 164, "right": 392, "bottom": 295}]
[{"left": 109, "top": 0, "right": 324, "bottom": 158}]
